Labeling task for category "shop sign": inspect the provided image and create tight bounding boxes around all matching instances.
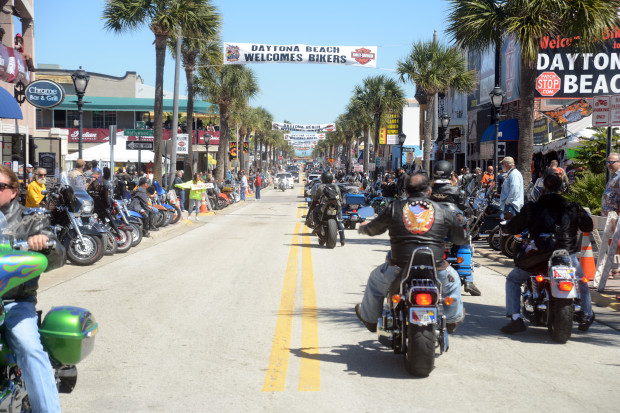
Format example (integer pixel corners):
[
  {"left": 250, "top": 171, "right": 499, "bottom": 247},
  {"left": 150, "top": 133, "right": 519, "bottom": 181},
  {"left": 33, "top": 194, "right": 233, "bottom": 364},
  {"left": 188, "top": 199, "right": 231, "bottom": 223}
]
[{"left": 25, "top": 80, "right": 65, "bottom": 109}]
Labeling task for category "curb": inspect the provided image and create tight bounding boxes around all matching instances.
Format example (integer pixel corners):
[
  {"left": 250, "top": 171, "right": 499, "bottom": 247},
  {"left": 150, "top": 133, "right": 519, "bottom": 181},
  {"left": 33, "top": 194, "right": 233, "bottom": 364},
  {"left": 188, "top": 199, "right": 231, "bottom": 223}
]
[{"left": 590, "top": 290, "right": 620, "bottom": 312}]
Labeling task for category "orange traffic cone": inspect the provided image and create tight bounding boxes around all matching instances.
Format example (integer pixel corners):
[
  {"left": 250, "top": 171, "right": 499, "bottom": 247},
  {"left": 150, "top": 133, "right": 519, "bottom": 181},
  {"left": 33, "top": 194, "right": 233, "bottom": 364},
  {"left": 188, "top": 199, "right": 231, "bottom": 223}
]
[
  {"left": 199, "top": 193, "right": 209, "bottom": 214},
  {"left": 579, "top": 232, "right": 596, "bottom": 281}
]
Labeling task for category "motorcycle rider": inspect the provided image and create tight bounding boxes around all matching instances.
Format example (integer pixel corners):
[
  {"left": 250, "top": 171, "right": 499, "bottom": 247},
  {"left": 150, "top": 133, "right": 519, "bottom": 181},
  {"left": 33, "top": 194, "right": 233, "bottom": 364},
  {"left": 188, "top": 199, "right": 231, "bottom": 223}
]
[
  {"left": 355, "top": 173, "right": 467, "bottom": 333},
  {"left": 430, "top": 160, "right": 481, "bottom": 296},
  {"left": 129, "top": 177, "right": 157, "bottom": 236},
  {"left": 500, "top": 174, "right": 595, "bottom": 334},
  {"left": 0, "top": 165, "right": 66, "bottom": 413},
  {"left": 307, "top": 171, "right": 345, "bottom": 246}
]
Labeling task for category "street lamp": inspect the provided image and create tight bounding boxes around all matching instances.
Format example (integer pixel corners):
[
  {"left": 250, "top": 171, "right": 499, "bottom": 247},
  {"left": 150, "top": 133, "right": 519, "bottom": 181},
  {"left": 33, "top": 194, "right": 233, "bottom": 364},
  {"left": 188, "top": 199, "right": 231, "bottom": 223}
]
[
  {"left": 71, "top": 67, "right": 90, "bottom": 159},
  {"left": 398, "top": 132, "right": 407, "bottom": 169},
  {"left": 489, "top": 86, "right": 504, "bottom": 180},
  {"left": 440, "top": 113, "right": 450, "bottom": 160}
]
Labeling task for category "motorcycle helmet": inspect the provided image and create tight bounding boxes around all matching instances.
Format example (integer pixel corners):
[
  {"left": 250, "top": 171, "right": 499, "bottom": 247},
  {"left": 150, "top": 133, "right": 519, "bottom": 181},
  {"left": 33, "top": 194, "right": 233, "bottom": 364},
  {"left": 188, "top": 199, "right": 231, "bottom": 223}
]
[
  {"left": 432, "top": 160, "right": 453, "bottom": 180},
  {"left": 320, "top": 172, "right": 333, "bottom": 184},
  {"left": 126, "top": 164, "right": 136, "bottom": 175}
]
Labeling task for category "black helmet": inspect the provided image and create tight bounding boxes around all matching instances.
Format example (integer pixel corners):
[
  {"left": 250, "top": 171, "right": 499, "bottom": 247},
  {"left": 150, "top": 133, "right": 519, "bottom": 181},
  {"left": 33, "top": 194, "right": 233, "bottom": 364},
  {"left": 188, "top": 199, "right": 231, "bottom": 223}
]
[
  {"left": 320, "top": 171, "right": 333, "bottom": 184},
  {"left": 432, "top": 160, "right": 453, "bottom": 179},
  {"left": 126, "top": 164, "right": 136, "bottom": 175}
]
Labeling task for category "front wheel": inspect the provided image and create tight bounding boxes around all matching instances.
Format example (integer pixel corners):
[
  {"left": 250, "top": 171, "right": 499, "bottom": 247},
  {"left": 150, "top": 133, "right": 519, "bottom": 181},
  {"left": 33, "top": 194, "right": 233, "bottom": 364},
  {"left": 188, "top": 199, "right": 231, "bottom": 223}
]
[
  {"left": 115, "top": 229, "right": 133, "bottom": 253},
  {"left": 404, "top": 324, "right": 435, "bottom": 377},
  {"left": 170, "top": 205, "right": 182, "bottom": 224},
  {"left": 64, "top": 234, "right": 104, "bottom": 266},
  {"left": 548, "top": 298, "right": 573, "bottom": 343},
  {"left": 488, "top": 226, "right": 501, "bottom": 251},
  {"left": 325, "top": 219, "right": 338, "bottom": 249},
  {"left": 500, "top": 234, "right": 515, "bottom": 258},
  {"left": 103, "top": 231, "right": 118, "bottom": 256}
]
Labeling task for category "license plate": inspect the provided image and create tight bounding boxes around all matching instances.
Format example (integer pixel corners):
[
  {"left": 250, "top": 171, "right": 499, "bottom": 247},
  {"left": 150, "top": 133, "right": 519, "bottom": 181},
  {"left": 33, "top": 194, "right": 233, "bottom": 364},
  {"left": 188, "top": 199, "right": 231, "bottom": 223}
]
[
  {"left": 552, "top": 266, "right": 574, "bottom": 279},
  {"left": 409, "top": 307, "right": 436, "bottom": 324},
  {"left": 350, "top": 216, "right": 358, "bottom": 221}
]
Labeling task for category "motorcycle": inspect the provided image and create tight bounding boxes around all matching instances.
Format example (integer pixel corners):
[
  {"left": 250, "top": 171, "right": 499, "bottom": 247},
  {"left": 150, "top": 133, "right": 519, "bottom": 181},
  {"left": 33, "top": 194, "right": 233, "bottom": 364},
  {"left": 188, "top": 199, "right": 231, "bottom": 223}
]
[
  {"left": 341, "top": 192, "right": 367, "bottom": 230},
  {"left": 88, "top": 183, "right": 134, "bottom": 255},
  {"left": 0, "top": 211, "right": 98, "bottom": 408},
  {"left": 152, "top": 181, "right": 182, "bottom": 224},
  {"left": 444, "top": 240, "right": 474, "bottom": 287},
  {"left": 376, "top": 247, "right": 449, "bottom": 377},
  {"left": 519, "top": 249, "right": 587, "bottom": 343},
  {"left": 47, "top": 174, "right": 106, "bottom": 266},
  {"left": 113, "top": 199, "right": 143, "bottom": 246},
  {"left": 278, "top": 179, "right": 286, "bottom": 192}
]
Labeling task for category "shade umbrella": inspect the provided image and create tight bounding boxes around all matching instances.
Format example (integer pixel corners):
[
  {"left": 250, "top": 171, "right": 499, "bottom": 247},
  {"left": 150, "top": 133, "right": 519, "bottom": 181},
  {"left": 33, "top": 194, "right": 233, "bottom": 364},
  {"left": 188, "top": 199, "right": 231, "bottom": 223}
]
[{"left": 0, "top": 87, "right": 23, "bottom": 119}]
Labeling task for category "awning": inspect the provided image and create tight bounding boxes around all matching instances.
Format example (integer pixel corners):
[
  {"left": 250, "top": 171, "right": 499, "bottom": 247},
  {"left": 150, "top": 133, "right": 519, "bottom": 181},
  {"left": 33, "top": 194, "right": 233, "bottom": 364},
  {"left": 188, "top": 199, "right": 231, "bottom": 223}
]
[
  {"left": 52, "top": 96, "right": 217, "bottom": 114},
  {"left": 0, "top": 87, "right": 23, "bottom": 119},
  {"left": 481, "top": 118, "right": 519, "bottom": 142}
]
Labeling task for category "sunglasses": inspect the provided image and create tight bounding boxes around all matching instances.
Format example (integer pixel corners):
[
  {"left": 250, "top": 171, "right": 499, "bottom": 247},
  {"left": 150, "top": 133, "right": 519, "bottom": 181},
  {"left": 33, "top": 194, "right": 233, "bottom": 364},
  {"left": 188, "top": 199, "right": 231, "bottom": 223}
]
[
  {"left": 608, "top": 160, "right": 618, "bottom": 164},
  {"left": 0, "top": 183, "right": 13, "bottom": 191},
  {"left": 37, "top": 174, "right": 46, "bottom": 177}
]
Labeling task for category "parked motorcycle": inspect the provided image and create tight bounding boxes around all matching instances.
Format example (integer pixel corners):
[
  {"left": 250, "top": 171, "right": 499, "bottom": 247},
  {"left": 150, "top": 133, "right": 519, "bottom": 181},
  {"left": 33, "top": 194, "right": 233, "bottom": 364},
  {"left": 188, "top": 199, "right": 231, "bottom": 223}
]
[
  {"left": 153, "top": 181, "right": 182, "bottom": 224},
  {"left": 376, "top": 247, "right": 449, "bottom": 377},
  {"left": 47, "top": 174, "right": 106, "bottom": 266},
  {"left": 0, "top": 212, "right": 98, "bottom": 407},
  {"left": 88, "top": 183, "right": 134, "bottom": 254},
  {"left": 519, "top": 249, "right": 587, "bottom": 343}
]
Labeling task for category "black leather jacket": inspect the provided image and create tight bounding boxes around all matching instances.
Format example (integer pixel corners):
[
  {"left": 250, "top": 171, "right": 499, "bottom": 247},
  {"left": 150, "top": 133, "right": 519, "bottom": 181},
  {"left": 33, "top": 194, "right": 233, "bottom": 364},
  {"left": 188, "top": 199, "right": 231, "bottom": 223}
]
[
  {"left": 431, "top": 180, "right": 471, "bottom": 216},
  {"left": 359, "top": 194, "right": 467, "bottom": 268},
  {"left": 1, "top": 200, "right": 65, "bottom": 301},
  {"left": 130, "top": 186, "right": 150, "bottom": 212},
  {"left": 503, "top": 193, "right": 593, "bottom": 254}
]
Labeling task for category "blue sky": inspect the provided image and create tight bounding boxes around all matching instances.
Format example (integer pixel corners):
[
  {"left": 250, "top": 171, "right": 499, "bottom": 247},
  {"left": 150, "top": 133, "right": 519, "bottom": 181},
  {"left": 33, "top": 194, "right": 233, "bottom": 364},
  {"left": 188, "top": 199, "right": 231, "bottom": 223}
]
[{"left": 34, "top": 0, "right": 451, "bottom": 124}]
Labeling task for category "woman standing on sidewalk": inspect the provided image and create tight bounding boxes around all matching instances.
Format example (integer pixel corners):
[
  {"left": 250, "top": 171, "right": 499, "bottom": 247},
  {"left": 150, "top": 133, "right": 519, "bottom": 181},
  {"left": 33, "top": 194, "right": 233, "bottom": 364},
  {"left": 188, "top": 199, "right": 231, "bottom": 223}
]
[{"left": 175, "top": 173, "right": 206, "bottom": 221}]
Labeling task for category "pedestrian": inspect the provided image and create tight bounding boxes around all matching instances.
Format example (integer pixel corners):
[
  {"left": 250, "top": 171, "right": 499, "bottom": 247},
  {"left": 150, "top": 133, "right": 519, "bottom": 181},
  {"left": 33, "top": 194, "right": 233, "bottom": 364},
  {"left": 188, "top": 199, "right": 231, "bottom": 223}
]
[
  {"left": 602, "top": 153, "right": 620, "bottom": 217},
  {"left": 498, "top": 157, "right": 524, "bottom": 218},
  {"left": 254, "top": 170, "right": 262, "bottom": 200},
  {"left": 480, "top": 165, "right": 495, "bottom": 189},
  {"left": 25, "top": 167, "right": 47, "bottom": 207},
  {"left": 173, "top": 170, "right": 186, "bottom": 212},
  {"left": 24, "top": 163, "right": 34, "bottom": 185},
  {"left": 68, "top": 159, "right": 86, "bottom": 191},
  {"left": 175, "top": 173, "right": 206, "bottom": 221},
  {"left": 240, "top": 171, "right": 248, "bottom": 201},
  {"left": 83, "top": 161, "right": 93, "bottom": 184}
]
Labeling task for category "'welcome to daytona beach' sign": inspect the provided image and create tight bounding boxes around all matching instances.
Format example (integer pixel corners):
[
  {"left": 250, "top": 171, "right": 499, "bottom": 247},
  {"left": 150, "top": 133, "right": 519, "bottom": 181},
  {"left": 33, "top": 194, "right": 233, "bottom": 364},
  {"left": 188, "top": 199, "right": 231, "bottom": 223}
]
[{"left": 224, "top": 43, "right": 377, "bottom": 68}]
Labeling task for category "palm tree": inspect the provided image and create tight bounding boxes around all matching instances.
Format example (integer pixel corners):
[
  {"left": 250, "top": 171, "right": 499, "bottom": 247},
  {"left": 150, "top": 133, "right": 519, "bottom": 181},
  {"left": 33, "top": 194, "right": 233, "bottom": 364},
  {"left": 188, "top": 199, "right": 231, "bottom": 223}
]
[
  {"left": 397, "top": 40, "right": 476, "bottom": 172},
  {"left": 351, "top": 76, "right": 406, "bottom": 172},
  {"left": 346, "top": 97, "right": 373, "bottom": 174},
  {"left": 169, "top": 36, "right": 221, "bottom": 177},
  {"left": 195, "top": 64, "right": 259, "bottom": 181},
  {"left": 103, "top": 0, "right": 219, "bottom": 182},
  {"left": 446, "top": 0, "right": 619, "bottom": 183},
  {"left": 252, "top": 107, "right": 272, "bottom": 170}
]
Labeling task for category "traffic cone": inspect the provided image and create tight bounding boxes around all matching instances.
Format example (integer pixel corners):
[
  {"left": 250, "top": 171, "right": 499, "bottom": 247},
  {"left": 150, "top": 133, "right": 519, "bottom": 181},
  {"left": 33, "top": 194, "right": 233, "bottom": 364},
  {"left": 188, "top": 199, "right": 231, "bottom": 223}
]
[
  {"left": 579, "top": 232, "right": 596, "bottom": 281},
  {"left": 199, "top": 193, "right": 209, "bottom": 214}
]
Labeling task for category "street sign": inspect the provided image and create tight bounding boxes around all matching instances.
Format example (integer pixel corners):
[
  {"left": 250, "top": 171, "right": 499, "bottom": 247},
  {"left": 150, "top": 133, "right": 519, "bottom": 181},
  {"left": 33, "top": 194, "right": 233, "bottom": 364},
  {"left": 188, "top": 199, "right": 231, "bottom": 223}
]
[
  {"left": 124, "top": 129, "right": 153, "bottom": 137},
  {"left": 497, "top": 142, "right": 507, "bottom": 157},
  {"left": 536, "top": 71, "right": 561, "bottom": 96},
  {"left": 126, "top": 141, "right": 154, "bottom": 150}
]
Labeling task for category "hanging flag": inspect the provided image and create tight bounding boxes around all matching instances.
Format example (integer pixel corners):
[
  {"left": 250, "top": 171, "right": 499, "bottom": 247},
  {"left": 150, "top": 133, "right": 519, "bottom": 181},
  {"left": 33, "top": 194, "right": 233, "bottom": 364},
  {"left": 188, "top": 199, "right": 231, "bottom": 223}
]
[
  {"left": 541, "top": 98, "right": 592, "bottom": 125},
  {"left": 224, "top": 43, "right": 377, "bottom": 68}
]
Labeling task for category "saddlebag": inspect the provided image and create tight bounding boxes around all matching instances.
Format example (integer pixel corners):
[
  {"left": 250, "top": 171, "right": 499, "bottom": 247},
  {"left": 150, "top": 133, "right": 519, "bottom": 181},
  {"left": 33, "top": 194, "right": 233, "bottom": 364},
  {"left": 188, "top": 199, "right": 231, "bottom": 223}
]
[{"left": 39, "top": 306, "right": 98, "bottom": 365}]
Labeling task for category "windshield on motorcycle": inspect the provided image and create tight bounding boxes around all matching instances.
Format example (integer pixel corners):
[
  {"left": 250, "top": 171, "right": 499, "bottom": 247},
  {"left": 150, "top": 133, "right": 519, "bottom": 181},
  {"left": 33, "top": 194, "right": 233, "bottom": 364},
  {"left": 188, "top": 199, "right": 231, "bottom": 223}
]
[
  {"left": 61, "top": 172, "right": 94, "bottom": 215},
  {"left": 0, "top": 211, "right": 11, "bottom": 248}
]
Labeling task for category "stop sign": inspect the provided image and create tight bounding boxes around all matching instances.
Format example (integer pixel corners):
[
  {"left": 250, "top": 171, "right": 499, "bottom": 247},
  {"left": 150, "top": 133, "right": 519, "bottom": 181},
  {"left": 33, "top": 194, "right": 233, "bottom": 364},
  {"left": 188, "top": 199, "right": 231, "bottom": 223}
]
[{"left": 536, "top": 71, "right": 561, "bottom": 96}]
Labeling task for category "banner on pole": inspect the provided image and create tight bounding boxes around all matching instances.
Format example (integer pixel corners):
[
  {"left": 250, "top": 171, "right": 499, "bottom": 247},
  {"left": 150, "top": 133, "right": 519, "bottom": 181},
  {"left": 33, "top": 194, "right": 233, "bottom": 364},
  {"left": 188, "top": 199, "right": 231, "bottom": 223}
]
[
  {"left": 224, "top": 43, "right": 377, "bottom": 68},
  {"left": 284, "top": 133, "right": 325, "bottom": 140},
  {"left": 273, "top": 122, "right": 334, "bottom": 132}
]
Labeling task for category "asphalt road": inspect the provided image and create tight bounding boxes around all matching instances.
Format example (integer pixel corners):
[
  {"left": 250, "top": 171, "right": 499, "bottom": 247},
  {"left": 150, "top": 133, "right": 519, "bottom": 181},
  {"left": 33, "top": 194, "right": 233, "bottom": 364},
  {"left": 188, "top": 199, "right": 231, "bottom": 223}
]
[{"left": 36, "top": 184, "right": 620, "bottom": 412}]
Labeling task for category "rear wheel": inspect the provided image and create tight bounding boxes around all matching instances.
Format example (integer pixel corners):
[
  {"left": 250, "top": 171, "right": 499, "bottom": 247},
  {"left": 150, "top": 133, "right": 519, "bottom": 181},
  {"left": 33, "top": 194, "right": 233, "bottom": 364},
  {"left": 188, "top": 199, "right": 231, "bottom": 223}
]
[
  {"left": 326, "top": 219, "right": 338, "bottom": 249},
  {"left": 500, "top": 234, "right": 515, "bottom": 258},
  {"left": 404, "top": 324, "right": 435, "bottom": 377},
  {"left": 548, "top": 298, "right": 573, "bottom": 343},
  {"left": 170, "top": 205, "right": 182, "bottom": 224}
]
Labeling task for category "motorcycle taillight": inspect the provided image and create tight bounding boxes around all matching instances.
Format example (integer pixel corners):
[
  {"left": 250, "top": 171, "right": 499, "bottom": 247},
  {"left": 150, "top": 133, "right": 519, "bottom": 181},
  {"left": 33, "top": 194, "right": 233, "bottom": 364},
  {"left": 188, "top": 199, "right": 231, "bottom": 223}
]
[
  {"left": 559, "top": 281, "right": 574, "bottom": 291},
  {"left": 414, "top": 293, "right": 433, "bottom": 306}
]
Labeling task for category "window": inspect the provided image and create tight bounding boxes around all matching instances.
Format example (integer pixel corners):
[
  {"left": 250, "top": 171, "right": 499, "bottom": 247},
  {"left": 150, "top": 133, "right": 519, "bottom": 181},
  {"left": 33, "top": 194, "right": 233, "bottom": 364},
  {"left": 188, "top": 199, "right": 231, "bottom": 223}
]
[
  {"left": 92, "top": 111, "right": 117, "bottom": 128},
  {"left": 66, "top": 110, "right": 80, "bottom": 128}
]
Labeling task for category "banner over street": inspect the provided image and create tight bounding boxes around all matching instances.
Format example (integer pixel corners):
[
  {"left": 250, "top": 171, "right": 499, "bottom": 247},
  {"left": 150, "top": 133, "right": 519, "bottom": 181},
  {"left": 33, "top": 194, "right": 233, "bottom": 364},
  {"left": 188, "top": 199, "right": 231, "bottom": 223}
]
[
  {"left": 273, "top": 122, "right": 334, "bottom": 132},
  {"left": 224, "top": 43, "right": 377, "bottom": 68}
]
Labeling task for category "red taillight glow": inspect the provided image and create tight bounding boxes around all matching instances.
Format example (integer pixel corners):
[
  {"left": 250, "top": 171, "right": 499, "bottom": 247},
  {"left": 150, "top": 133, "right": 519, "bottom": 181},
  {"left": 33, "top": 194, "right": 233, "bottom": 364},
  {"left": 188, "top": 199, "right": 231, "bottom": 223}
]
[
  {"left": 443, "top": 253, "right": 448, "bottom": 260},
  {"left": 559, "top": 281, "right": 574, "bottom": 291},
  {"left": 415, "top": 293, "right": 433, "bottom": 306},
  {"left": 582, "top": 276, "right": 589, "bottom": 283},
  {"left": 352, "top": 209, "right": 357, "bottom": 213},
  {"left": 536, "top": 275, "right": 544, "bottom": 283},
  {"left": 392, "top": 294, "right": 401, "bottom": 304}
]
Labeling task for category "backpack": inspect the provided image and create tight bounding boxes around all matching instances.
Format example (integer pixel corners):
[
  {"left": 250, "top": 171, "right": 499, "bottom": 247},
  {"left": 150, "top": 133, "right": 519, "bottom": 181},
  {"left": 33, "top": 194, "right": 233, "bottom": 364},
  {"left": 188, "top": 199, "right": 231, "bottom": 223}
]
[
  {"left": 322, "top": 184, "right": 341, "bottom": 203},
  {"left": 513, "top": 207, "right": 570, "bottom": 271}
]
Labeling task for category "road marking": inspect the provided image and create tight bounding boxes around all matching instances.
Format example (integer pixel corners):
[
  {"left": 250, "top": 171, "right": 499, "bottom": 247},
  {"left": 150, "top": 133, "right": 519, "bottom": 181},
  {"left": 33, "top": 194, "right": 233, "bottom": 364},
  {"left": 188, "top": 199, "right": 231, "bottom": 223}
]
[
  {"left": 299, "top": 226, "right": 320, "bottom": 391},
  {"left": 262, "top": 222, "right": 300, "bottom": 392}
]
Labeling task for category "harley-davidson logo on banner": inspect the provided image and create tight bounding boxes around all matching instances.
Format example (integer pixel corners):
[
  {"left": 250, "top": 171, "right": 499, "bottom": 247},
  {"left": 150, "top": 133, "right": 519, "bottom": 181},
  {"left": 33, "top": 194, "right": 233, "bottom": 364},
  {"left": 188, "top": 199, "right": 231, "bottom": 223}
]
[
  {"left": 536, "top": 33, "right": 620, "bottom": 98},
  {"left": 224, "top": 43, "right": 377, "bottom": 68},
  {"left": 273, "top": 122, "right": 334, "bottom": 132}
]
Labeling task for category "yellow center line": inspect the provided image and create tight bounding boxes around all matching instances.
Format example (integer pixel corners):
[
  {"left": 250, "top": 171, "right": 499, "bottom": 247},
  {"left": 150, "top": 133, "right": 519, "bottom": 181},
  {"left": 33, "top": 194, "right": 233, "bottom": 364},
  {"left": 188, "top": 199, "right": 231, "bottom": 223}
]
[
  {"left": 299, "top": 225, "right": 320, "bottom": 391},
  {"left": 262, "top": 222, "right": 300, "bottom": 392}
]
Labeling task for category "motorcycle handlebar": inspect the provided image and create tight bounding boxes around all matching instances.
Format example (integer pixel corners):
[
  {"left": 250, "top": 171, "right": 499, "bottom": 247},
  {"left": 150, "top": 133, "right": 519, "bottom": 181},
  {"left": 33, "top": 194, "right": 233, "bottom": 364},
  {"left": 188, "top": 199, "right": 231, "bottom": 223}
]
[{"left": 11, "top": 240, "right": 57, "bottom": 251}]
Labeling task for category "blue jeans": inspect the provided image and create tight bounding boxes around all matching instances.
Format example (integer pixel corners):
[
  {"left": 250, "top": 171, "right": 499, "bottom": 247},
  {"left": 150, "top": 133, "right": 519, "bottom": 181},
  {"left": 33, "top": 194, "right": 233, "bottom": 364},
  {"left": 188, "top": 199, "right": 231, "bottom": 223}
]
[
  {"left": 178, "top": 190, "right": 186, "bottom": 211},
  {"left": 255, "top": 186, "right": 261, "bottom": 200},
  {"left": 360, "top": 261, "right": 464, "bottom": 324},
  {"left": 241, "top": 187, "right": 246, "bottom": 201},
  {"left": 505, "top": 253, "right": 592, "bottom": 318},
  {"left": 4, "top": 300, "right": 60, "bottom": 413}
]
